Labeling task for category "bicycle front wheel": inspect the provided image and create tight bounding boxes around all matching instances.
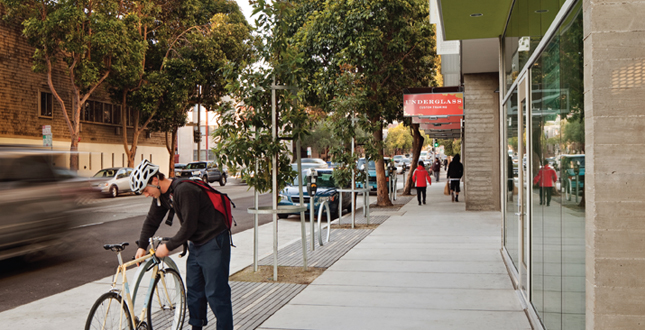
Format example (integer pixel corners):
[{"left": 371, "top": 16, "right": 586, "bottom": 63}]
[
  {"left": 147, "top": 268, "right": 186, "bottom": 330},
  {"left": 85, "top": 292, "right": 134, "bottom": 330}
]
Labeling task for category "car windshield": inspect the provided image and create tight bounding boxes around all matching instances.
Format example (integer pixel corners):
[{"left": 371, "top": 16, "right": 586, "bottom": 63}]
[
  {"left": 186, "top": 163, "right": 206, "bottom": 169},
  {"left": 357, "top": 159, "right": 376, "bottom": 170},
  {"left": 93, "top": 169, "right": 116, "bottom": 178},
  {"left": 393, "top": 155, "right": 403, "bottom": 161},
  {"left": 562, "top": 156, "right": 585, "bottom": 169}
]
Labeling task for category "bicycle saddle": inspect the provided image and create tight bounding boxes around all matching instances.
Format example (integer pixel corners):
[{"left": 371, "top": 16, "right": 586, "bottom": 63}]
[{"left": 103, "top": 242, "right": 129, "bottom": 252}]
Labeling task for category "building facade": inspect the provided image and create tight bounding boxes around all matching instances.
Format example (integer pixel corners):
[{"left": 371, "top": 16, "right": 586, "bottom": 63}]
[
  {"left": 435, "top": 0, "right": 645, "bottom": 329},
  {"left": 0, "top": 17, "right": 170, "bottom": 177}
]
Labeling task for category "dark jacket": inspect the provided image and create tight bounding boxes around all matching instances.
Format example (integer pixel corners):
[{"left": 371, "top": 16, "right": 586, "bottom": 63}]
[
  {"left": 447, "top": 154, "right": 464, "bottom": 179},
  {"left": 432, "top": 160, "right": 441, "bottom": 172},
  {"left": 138, "top": 178, "right": 228, "bottom": 251}
]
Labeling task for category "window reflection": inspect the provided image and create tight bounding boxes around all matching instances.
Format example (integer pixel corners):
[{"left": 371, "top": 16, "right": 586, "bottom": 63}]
[{"left": 528, "top": 3, "right": 584, "bottom": 329}]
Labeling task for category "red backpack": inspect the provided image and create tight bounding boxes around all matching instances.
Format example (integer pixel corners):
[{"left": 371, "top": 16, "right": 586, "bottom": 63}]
[{"left": 176, "top": 179, "right": 237, "bottom": 230}]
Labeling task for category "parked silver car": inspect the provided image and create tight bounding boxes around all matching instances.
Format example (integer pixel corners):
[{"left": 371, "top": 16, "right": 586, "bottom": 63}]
[{"left": 91, "top": 167, "right": 134, "bottom": 197}]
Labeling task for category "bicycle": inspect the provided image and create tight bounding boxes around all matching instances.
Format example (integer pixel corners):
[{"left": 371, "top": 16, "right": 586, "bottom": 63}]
[{"left": 85, "top": 237, "right": 187, "bottom": 330}]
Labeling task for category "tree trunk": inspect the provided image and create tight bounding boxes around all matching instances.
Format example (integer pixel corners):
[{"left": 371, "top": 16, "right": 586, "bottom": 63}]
[
  {"left": 403, "top": 124, "right": 424, "bottom": 195},
  {"left": 167, "top": 128, "right": 178, "bottom": 177},
  {"left": 373, "top": 126, "right": 392, "bottom": 206}
]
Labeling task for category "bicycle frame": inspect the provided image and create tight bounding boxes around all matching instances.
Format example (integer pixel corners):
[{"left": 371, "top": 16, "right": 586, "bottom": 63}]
[{"left": 107, "top": 250, "right": 158, "bottom": 329}]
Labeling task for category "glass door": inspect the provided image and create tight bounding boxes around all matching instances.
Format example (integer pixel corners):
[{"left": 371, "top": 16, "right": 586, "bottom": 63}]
[{"left": 517, "top": 74, "right": 530, "bottom": 300}]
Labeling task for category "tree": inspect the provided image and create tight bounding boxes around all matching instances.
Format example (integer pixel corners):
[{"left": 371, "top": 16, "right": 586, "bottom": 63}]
[
  {"left": 385, "top": 123, "right": 413, "bottom": 155},
  {"left": 301, "top": 119, "right": 334, "bottom": 160},
  {"left": 290, "top": 0, "right": 438, "bottom": 206},
  {"left": 1, "top": 0, "right": 147, "bottom": 170},
  {"left": 212, "top": 1, "right": 309, "bottom": 195},
  {"left": 105, "top": 0, "right": 250, "bottom": 171}
]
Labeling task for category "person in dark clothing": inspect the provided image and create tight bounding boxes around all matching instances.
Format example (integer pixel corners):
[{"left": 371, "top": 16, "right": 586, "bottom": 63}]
[
  {"left": 432, "top": 158, "right": 441, "bottom": 183},
  {"left": 447, "top": 154, "right": 464, "bottom": 202},
  {"left": 443, "top": 158, "right": 448, "bottom": 170},
  {"left": 412, "top": 160, "right": 432, "bottom": 205},
  {"left": 130, "top": 159, "right": 233, "bottom": 330}
]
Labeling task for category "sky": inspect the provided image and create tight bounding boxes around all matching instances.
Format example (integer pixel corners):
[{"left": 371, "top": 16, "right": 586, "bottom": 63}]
[{"left": 235, "top": 0, "right": 256, "bottom": 27}]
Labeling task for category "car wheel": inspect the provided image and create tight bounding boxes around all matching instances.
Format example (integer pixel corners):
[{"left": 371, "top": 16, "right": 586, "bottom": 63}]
[
  {"left": 203, "top": 175, "right": 208, "bottom": 184},
  {"left": 278, "top": 214, "right": 289, "bottom": 219},
  {"left": 109, "top": 185, "right": 118, "bottom": 198},
  {"left": 219, "top": 176, "right": 227, "bottom": 186}
]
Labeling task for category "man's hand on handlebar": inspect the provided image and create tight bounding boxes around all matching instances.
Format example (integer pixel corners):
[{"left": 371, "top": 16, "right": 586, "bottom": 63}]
[
  {"left": 135, "top": 248, "right": 147, "bottom": 266},
  {"left": 155, "top": 244, "right": 169, "bottom": 258}
]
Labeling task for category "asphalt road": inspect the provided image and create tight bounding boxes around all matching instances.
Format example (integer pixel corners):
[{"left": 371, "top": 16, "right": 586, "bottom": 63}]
[{"left": 0, "top": 178, "right": 277, "bottom": 313}]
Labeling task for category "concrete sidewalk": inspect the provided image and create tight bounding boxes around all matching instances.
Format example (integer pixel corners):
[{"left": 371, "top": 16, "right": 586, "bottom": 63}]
[
  {"left": 0, "top": 178, "right": 530, "bottom": 329},
  {"left": 257, "top": 181, "right": 531, "bottom": 330}
]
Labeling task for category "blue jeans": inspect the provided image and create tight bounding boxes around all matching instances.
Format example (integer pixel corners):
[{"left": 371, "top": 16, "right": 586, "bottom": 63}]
[{"left": 186, "top": 231, "right": 233, "bottom": 330}]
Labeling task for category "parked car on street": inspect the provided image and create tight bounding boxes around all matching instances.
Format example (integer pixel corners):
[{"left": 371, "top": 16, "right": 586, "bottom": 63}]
[
  {"left": 91, "top": 167, "right": 134, "bottom": 197},
  {"left": 559, "top": 154, "right": 585, "bottom": 201},
  {"left": 173, "top": 163, "right": 186, "bottom": 177},
  {"left": 392, "top": 155, "right": 407, "bottom": 173},
  {"left": 0, "top": 146, "right": 90, "bottom": 261},
  {"left": 356, "top": 158, "right": 393, "bottom": 191},
  {"left": 299, "top": 158, "right": 329, "bottom": 169},
  {"left": 278, "top": 168, "right": 352, "bottom": 219},
  {"left": 178, "top": 161, "right": 227, "bottom": 186}
]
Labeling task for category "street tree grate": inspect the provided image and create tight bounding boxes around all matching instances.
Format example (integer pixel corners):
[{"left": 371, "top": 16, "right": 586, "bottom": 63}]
[
  {"left": 258, "top": 228, "right": 375, "bottom": 268},
  {"left": 200, "top": 281, "right": 306, "bottom": 330}
]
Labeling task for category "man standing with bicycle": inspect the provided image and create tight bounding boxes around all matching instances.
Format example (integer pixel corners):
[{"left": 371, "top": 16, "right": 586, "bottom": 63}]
[{"left": 130, "top": 159, "right": 233, "bottom": 330}]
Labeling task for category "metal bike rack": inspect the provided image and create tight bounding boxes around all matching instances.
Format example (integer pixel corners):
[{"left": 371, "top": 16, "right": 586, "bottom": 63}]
[
  {"left": 316, "top": 201, "right": 332, "bottom": 246},
  {"left": 338, "top": 187, "right": 370, "bottom": 228}
]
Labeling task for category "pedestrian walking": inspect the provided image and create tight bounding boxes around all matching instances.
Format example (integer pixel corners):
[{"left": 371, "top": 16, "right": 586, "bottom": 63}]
[
  {"left": 432, "top": 158, "right": 441, "bottom": 183},
  {"left": 412, "top": 160, "right": 432, "bottom": 205},
  {"left": 130, "top": 160, "right": 234, "bottom": 330},
  {"left": 443, "top": 158, "right": 448, "bottom": 170},
  {"left": 533, "top": 160, "right": 557, "bottom": 206},
  {"left": 447, "top": 154, "right": 463, "bottom": 202}
]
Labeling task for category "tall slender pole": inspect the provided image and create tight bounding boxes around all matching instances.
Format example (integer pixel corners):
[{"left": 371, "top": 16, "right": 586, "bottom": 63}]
[
  {"left": 254, "top": 129, "right": 259, "bottom": 272},
  {"left": 297, "top": 138, "right": 307, "bottom": 270},
  {"left": 351, "top": 112, "right": 356, "bottom": 229},
  {"left": 271, "top": 77, "right": 278, "bottom": 281},
  {"left": 197, "top": 85, "right": 202, "bottom": 161}
]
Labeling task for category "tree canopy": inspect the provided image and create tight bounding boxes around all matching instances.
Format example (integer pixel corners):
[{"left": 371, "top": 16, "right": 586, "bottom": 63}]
[{"left": 289, "top": 0, "right": 438, "bottom": 205}]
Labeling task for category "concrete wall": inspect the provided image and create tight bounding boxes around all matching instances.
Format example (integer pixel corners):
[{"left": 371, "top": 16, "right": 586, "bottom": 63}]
[
  {"left": 584, "top": 0, "right": 645, "bottom": 328},
  {"left": 463, "top": 73, "right": 500, "bottom": 211}
]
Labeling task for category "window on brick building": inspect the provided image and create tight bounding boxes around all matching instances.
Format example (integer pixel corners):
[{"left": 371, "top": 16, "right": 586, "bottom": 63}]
[
  {"left": 113, "top": 105, "right": 121, "bottom": 125},
  {"left": 104, "top": 104, "right": 112, "bottom": 124},
  {"left": 40, "top": 91, "right": 53, "bottom": 117},
  {"left": 93, "top": 101, "right": 103, "bottom": 123}
]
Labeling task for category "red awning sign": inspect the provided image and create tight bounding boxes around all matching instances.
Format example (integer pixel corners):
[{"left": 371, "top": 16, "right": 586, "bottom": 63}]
[
  {"left": 420, "top": 122, "right": 461, "bottom": 130},
  {"left": 412, "top": 116, "right": 461, "bottom": 124},
  {"left": 403, "top": 93, "right": 463, "bottom": 117}
]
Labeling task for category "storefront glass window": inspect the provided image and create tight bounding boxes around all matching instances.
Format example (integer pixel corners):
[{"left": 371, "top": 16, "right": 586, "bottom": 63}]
[
  {"left": 504, "top": 0, "right": 563, "bottom": 92},
  {"left": 530, "top": 3, "right": 584, "bottom": 329}
]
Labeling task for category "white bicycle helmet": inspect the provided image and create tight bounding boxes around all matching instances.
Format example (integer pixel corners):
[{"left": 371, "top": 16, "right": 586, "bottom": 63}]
[{"left": 130, "top": 159, "right": 160, "bottom": 194}]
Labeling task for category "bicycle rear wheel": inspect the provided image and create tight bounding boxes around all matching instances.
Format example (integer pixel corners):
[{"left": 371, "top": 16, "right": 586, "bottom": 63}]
[
  {"left": 147, "top": 268, "right": 186, "bottom": 330},
  {"left": 85, "top": 292, "right": 134, "bottom": 330}
]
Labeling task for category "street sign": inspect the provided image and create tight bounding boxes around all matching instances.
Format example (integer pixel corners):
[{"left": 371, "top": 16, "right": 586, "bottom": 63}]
[{"left": 42, "top": 125, "right": 52, "bottom": 147}]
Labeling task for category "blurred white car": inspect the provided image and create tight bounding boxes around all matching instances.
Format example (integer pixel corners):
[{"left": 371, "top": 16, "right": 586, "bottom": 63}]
[{"left": 91, "top": 167, "right": 134, "bottom": 197}]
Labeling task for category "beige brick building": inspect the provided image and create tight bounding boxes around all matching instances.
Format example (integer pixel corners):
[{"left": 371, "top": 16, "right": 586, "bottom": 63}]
[{"left": 0, "top": 18, "right": 170, "bottom": 177}]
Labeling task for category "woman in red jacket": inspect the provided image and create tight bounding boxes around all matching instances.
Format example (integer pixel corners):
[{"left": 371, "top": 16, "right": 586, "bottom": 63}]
[
  {"left": 412, "top": 160, "right": 431, "bottom": 205},
  {"left": 533, "top": 161, "right": 558, "bottom": 206}
]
